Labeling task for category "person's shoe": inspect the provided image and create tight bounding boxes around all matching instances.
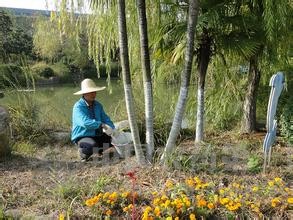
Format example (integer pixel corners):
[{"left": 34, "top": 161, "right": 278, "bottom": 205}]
[{"left": 81, "top": 157, "right": 93, "bottom": 162}]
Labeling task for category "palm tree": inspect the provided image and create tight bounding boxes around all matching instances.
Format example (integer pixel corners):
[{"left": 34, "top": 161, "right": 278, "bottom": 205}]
[
  {"left": 136, "top": 0, "right": 154, "bottom": 162},
  {"left": 161, "top": 0, "right": 199, "bottom": 161},
  {"left": 240, "top": 0, "right": 291, "bottom": 133},
  {"left": 118, "top": 0, "right": 146, "bottom": 165}
]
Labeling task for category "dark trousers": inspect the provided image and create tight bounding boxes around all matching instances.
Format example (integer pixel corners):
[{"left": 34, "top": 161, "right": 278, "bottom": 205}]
[{"left": 77, "top": 133, "right": 112, "bottom": 159}]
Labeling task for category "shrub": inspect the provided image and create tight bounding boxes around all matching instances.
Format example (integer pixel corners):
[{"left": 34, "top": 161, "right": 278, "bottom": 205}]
[
  {"left": 51, "top": 62, "right": 71, "bottom": 83},
  {"left": 8, "top": 93, "right": 45, "bottom": 142},
  {"left": 0, "top": 64, "right": 26, "bottom": 88},
  {"left": 31, "top": 62, "right": 55, "bottom": 79},
  {"left": 280, "top": 96, "right": 293, "bottom": 145}
]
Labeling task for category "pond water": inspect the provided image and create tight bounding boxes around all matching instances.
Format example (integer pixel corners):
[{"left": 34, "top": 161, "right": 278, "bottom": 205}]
[{"left": 1, "top": 80, "right": 196, "bottom": 129}]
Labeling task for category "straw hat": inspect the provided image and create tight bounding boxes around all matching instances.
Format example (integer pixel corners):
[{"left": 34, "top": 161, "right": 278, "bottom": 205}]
[{"left": 74, "top": 78, "right": 106, "bottom": 95}]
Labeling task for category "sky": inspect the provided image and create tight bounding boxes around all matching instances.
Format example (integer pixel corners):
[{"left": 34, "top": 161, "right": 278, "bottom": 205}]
[{"left": 0, "top": 0, "right": 56, "bottom": 10}]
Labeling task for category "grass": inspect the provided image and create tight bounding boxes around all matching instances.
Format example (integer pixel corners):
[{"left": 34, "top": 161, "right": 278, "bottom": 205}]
[{"left": 0, "top": 131, "right": 292, "bottom": 219}]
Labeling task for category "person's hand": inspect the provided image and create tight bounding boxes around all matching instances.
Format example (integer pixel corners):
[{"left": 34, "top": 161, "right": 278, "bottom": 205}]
[{"left": 102, "top": 124, "right": 114, "bottom": 136}]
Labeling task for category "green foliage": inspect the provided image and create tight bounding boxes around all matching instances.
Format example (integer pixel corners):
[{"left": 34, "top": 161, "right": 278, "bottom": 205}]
[
  {"left": 89, "top": 176, "right": 114, "bottom": 196},
  {"left": 247, "top": 155, "right": 262, "bottom": 173},
  {"left": 8, "top": 93, "right": 44, "bottom": 142},
  {"left": 50, "top": 62, "right": 71, "bottom": 83},
  {"left": 204, "top": 58, "right": 246, "bottom": 131},
  {"left": 53, "top": 180, "right": 81, "bottom": 201},
  {"left": 0, "top": 64, "right": 26, "bottom": 88},
  {"left": 280, "top": 96, "right": 293, "bottom": 145},
  {"left": 31, "top": 62, "right": 56, "bottom": 79},
  {"left": 0, "top": 10, "right": 33, "bottom": 62},
  {"left": 12, "top": 141, "right": 36, "bottom": 155},
  {"left": 33, "top": 17, "right": 62, "bottom": 61}
]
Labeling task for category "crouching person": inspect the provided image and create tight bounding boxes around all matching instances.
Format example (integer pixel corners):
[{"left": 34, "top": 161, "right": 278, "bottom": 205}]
[{"left": 71, "top": 78, "right": 115, "bottom": 162}]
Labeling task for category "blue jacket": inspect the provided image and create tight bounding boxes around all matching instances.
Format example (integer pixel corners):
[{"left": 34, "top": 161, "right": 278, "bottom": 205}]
[{"left": 71, "top": 98, "right": 115, "bottom": 143}]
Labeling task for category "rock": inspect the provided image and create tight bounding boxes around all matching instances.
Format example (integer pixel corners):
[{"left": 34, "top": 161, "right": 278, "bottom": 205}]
[
  {"left": 4, "top": 209, "right": 23, "bottom": 218},
  {"left": 0, "top": 106, "right": 10, "bottom": 157},
  {"left": 51, "top": 131, "right": 70, "bottom": 142}
]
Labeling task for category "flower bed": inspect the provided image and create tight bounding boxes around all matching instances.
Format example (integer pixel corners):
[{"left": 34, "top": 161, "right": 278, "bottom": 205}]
[{"left": 82, "top": 176, "right": 293, "bottom": 219}]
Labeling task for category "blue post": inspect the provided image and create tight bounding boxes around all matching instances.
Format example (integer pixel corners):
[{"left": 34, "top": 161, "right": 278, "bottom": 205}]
[{"left": 263, "top": 72, "right": 284, "bottom": 173}]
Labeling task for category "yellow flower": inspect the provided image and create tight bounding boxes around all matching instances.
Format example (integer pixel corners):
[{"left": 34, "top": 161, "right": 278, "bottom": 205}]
[
  {"left": 226, "top": 202, "right": 241, "bottom": 211},
  {"left": 271, "top": 197, "right": 281, "bottom": 207},
  {"left": 154, "top": 206, "right": 161, "bottom": 217},
  {"left": 163, "top": 199, "right": 171, "bottom": 208},
  {"left": 166, "top": 180, "right": 174, "bottom": 188},
  {"left": 85, "top": 198, "right": 97, "bottom": 207},
  {"left": 121, "top": 191, "right": 130, "bottom": 198},
  {"left": 252, "top": 186, "right": 259, "bottom": 192},
  {"left": 105, "top": 210, "right": 112, "bottom": 216},
  {"left": 287, "top": 198, "right": 293, "bottom": 204},
  {"left": 186, "top": 178, "right": 194, "bottom": 187},
  {"left": 220, "top": 197, "right": 230, "bottom": 205},
  {"left": 166, "top": 217, "right": 173, "bottom": 220},
  {"left": 219, "top": 189, "right": 225, "bottom": 194},
  {"left": 268, "top": 181, "right": 274, "bottom": 187},
  {"left": 161, "top": 194, "right": 168, "bottom": 201},
  {"left": 103, "top": 192, "right": 110, "bottom": 199},
  {"left": 194, "top": 177, "right": 202, "bottom": 184},
  {"left": 183, "top": 197, "right": 191, "bottom": 207},
  {"left": 274, "top": 177, "right": 282, "bottom": 182},
  {"left": 144, "top": 206, "right": 152, "bottom": 213},
  {"left": 153, "top": 198, "right": 161, "bottom": 206},
  {"left": 59, "top": 213, "right": 65, "bottom": 220},
  {"left": 109, "top": 192, "right": 118, "bottom": 201},
  {"left": 207, "top": 202, "right": 215, "bottom": 210},
  {"left": 190, "top": 213, "right": 196, "bottom": 220}
]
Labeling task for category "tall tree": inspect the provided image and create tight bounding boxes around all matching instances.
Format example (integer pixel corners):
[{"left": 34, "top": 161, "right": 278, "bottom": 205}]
[
  {"left": 118, "top": 0, "right": 146, "bottom": 165},
  {"left": 0, "top": 10, "right": 12, "bottom": 62},
  {"left": 161, "top": 0, "right": 199, "bottom": 161},
  {"left": 241, "top": 0, "right": 291, "bottom": 133},
  {"left": 136, "top": 0, "right": 154, "bottom": 162}
]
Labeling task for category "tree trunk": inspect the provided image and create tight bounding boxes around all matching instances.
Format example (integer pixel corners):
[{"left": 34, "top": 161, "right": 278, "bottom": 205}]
[
  {"left": 161, "top": 0, "right": 199, "bottom": 162},
  {"left": 118, "top": 0, "right": 146, "bottom": 165},
  {"left": 242, "top": 55, "right": 261, "bottom": 133},
  {"left": 195, "top": 29, "right": 212, "bottom": 142},
  {"left": 136, "top": 0, "right": 154, "bottom": 162}
]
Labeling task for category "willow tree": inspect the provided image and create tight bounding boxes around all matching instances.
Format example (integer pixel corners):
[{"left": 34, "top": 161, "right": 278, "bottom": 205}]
[
  {"left": 136, "top": 0, "right": 154, "bottom": 162},
  {"left": 161, "top": 0, "right": 199, "bottom": 161}
]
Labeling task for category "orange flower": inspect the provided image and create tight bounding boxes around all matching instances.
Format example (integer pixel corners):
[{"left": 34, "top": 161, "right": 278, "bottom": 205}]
[
  {"left": 208, "top": 202, "right": 215, "bottom": 209},
  {"left": 197, "top": 198, "right": 207, "bottom": 207},
  {"left": 105, "top": 210, "right": 112, "bottom": 216}
]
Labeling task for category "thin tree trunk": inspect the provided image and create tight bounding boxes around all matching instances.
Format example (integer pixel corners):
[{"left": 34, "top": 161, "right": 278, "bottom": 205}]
[
  {"left": 161, "top": 0, "right": 199, "bottom": 162},
  {"left": 242, "top": 55, "right": 261, "bottom": 133},
  {"left": 136, "top": 0, "right": 154, "bottom": 162},
  {"left": 118, "top": 0, "right": 146, "bottom": 165},
  {"left": 195, "top": 30, "right": 212, "bottom": 142}
]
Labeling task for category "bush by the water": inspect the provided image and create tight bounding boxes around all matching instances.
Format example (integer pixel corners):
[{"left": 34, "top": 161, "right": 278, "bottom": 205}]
[
  {"left": 31, "top": 62, "right": 55, "bottom": 79},
  {"left": 0, "top": 64, "right": 26, "bottom": 88}
]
